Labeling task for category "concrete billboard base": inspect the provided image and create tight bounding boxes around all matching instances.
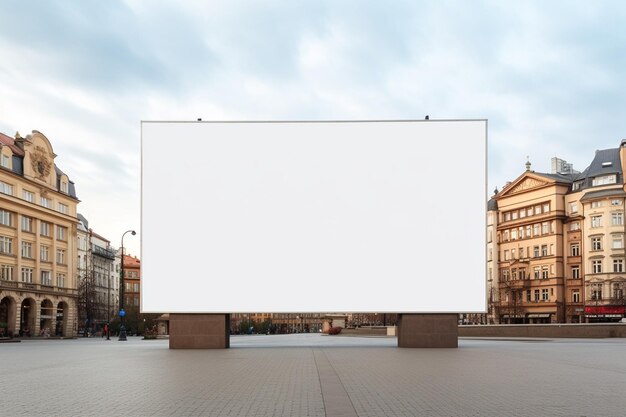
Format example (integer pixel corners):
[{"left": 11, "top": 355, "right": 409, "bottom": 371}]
[
  {"left": 397, "top": 314, "right": 458, "bottom": 348},
  {"left": 169, "top": 314, "right": 230, "bottom": 349}
]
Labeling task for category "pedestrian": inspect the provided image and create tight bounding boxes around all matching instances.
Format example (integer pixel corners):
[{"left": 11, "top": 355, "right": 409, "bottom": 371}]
[{"left": 103, "top": 323, "right": 109, "bottom": 339}]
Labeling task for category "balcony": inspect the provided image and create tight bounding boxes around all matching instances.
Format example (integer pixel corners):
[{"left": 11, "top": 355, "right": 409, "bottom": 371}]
[
  {"left": 93, "top": 245, "right": 116, "bottom": 260},
  {"left": 0, "top": 279, "right": 77, "bottom": 296}
]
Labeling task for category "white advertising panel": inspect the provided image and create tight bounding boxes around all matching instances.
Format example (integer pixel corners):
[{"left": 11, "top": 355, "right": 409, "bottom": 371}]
[{"left": 141, "top": 120, "right": 486, "bottom": 313}]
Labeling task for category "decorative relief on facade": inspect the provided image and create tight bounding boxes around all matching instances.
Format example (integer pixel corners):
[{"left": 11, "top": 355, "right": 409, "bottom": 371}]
[
  {"left": 30, "top": 146, "right": 52, "bottom": 180},
  {"left": 508, "top": 177, "right": 548, "bottom": 194}
]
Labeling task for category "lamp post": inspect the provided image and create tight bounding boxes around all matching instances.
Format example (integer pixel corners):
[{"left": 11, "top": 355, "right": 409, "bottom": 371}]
[{"left": 119, "top": 229, "right": 136, "bottom": 341}]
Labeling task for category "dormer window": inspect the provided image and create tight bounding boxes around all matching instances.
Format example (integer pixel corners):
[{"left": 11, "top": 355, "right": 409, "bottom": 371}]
[
  {"left": 1, "top": 154, "right": 9, "bottom": 169},
  {"left": 61, "top": 181, "right": 68, "bottom": 193},
  {"left": 602, "top": 162, "right": 612, "bottom": 167},
  {"left": 592, "top": 174, "right": 616, "bottom": 186}
]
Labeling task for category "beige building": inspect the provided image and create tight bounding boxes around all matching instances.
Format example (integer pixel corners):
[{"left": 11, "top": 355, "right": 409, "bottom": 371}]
[
  {"left": 495, "top": 166, "right": 572, "bottom": 323},
  {"left": 0, "top": 131, "right": 79, "bottom": 337},
  {"left": 492, "top": 141, "right": 626, "bottom": 324},
  {"left": 569, "top": 144, "right": 626, "bottom": 322}
]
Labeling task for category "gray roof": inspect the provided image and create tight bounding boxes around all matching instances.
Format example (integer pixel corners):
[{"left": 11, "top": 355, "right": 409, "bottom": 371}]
[
  {"left": 571, "top": 148, "right": 622, "bottom": 192},
  {"left": 533, "top": 172, "right": 575, "bottom": 183},
  {"left": 487, "top": 197, "right": 498, "bottom": 211},
  {"left": 579, "top": 188, "right": 626, "bottom": 202}
]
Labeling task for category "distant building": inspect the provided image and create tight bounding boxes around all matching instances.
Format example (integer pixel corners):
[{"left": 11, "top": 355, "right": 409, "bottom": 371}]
[
  {"left": 76, "top": 215, "right": 117, "bottom": 335},
  {"left": 551, "top": 157, "right": 579, "bottom": 175},
  {"left": 0, "top": 130, "right": 79, "bottom": 337}
]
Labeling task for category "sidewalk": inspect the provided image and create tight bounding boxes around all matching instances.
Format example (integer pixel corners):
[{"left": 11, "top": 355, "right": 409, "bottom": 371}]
[{"left": 2, "top": 334, "right": 625, "bottom": 416}]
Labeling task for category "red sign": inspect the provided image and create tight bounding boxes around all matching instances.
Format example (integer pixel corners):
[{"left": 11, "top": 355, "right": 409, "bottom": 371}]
[{"left": 584, "top": 306, "right": 625, "bottom": 314}]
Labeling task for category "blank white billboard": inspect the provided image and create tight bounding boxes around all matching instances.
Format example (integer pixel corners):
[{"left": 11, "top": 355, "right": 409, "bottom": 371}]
[{"left": 141, "top": 120, "right": 486, "bottom": 313}]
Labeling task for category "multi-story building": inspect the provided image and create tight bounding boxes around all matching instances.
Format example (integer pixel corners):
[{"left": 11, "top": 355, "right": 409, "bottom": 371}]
[
  {"left": 121, "top": 253, "right": 141, "bottom": 332},
  {"left": 486, "top": 194, "right": 499, "bottom": 324},
  {"left": 77, "top": 214, "right": 117, "bottom": 334},
  {"left": 492, "top": 142, "right": 626, "bottom": 323},
  {"left": 0, "top": 131, "right": 79, "bottom": 337},
  {"left": 569, "top": 144, "right": 626, "bottom": 322},
  {"left": 495, "top": 164, "right": 572, "bottom": 324}
]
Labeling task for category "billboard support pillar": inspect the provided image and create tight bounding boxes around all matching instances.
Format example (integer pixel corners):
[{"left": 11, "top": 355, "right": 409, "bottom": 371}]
[
  {"left": 169, "top": 314, "right": 230, "bottom": 349},
  {"left": 397, "top": 314, "right": 458, "bottom": 348}
]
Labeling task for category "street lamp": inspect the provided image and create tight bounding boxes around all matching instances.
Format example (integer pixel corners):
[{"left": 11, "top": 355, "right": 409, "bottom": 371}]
[{"left": 119, "top": 229, "right": 136, "bottom": 341}]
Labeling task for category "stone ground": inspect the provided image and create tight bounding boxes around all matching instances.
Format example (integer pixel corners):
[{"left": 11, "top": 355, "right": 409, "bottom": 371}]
[{"left": 1, "top": 334, "right": 626, "bottom": 416}]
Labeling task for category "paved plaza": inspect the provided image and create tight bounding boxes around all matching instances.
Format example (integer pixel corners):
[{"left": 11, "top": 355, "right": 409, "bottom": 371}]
[{"left": 1, "top": 334, "right": 626, "bottom": 416}]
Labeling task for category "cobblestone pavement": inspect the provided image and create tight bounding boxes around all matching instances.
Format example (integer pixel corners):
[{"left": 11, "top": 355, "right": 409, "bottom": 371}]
[{"left": 1, "top": 334, "right": 626, "bottom": 416}]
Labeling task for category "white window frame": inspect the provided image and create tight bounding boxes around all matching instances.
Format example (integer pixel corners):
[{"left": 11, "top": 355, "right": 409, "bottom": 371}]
[
  {"left": 21, "top": 241, "right": 33, "bottom": 258},
  {"left": 21, "top": 267, "right": 33, "bottom": 283},
  {"left": 0, "top": 236, "right": 12, "bottom": 254},
  {"left": 40, "top": 245, "right": 49, "bottom": 262},
  {"left": 0, "top": 209, "right": 11, "bottom": 226},
  {"left": 0, "top": 181, "right": 13, "bottom": 196},
  {"left": 41, "top": 270, "right": 51, "bottom": 286},
  {"left": 23, "top": 190, "right": 34, "bottom": 203}
]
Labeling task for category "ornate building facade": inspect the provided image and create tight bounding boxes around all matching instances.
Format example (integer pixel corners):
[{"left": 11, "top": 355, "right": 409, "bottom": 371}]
[
  {"left": 0, "top": 131, "right": 79, "bottom": 337},
  {"left": 492, "top": 141, "right": 626, "bottom": 323}
]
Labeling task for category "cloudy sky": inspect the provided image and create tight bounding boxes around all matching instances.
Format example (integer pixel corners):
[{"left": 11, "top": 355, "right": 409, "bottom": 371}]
[{"left": 1, "top": 1, "right": 626, "bottom": 256}]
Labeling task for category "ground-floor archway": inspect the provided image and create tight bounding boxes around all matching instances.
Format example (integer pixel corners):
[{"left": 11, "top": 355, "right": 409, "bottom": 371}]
[
  {"left": 20, "top": 298, "right": 36, "bottom": 336},
  {"left": 1, "top": 296, "right": 17, "bottom": 337},
  {"left": 56, "top": 301, "right": 69, "bottom": 336},
  {"left": 40, "top": 299, "right": 54, "bottom": 336}
]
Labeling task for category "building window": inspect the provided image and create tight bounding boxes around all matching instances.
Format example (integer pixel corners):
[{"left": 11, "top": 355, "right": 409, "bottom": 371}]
[
  {"left": 614, "top": 259, "right": 624, "bottom": 273},
  {"left": 0, "top": 181, "right": 13, "bottom": 196},
  {"left": 40, "top": 222, "right": 50, "bottom": 237},
  {"left": 527, "top": 207, "right": 534, "bottom": 216},
  {"left": 613, "top": 235, "right": 623, "bottom": 249},
  {"left": 21, "top": 241, "right": 33, "bottom": 258},
  {"left": 519, "top": 268, "right": 526, "bottom": 280},
  {"left": 21, "top": 216, "right": 33, "bottom": 232},
  {"left": 570, "top": 222, "right": 580, "bottom": 231},
  {"left": 611, "top": 199, "right": 622, "bottom": 206},
  {"left": 571, "top": 243, "right": 580, "bottom": 257},
  {"left": 503, "top": 230, "right": 509, "bottom": 241},
  {"left": 591, "top": 201, "right": 603, "bottom": 209},
  {"left": 61, "top": 182, "right": 68, "bottom": 193},
  {"left": 591, "top": 237, "right": 602, "bottom": 251},
  {"left": 572, "top": 265, "right": 580, "bottom": 279},
  {"left": 542, "top": 222, "right": 549, "bottom": 234},
  {"left": 612, "top": 212, "right": 623, "bottom": 226},
  {"left": 56, "top": 226, "right": 66, "bottom": 241},
  {"left": 526, "top": 290, "right": 531, "bottom": 302},
  {"left": 533, "top": 246, "right": 540, "bottom": 257},
  {"left": 0, "top": 154, "right": 9, "bottom": 168},
  {"left": 1, "top": 265, "right": 14, "bottom": 281},
  {"left": 511, "top": 229, "right": 518, "bottom": 240},
  {"left": 541, "top": 289, "right": 549, "bottom": 301},
  {"left": 543, "top": 203, "right": 550, "bottom": 213},
  {"left": 56, "top": 249, "right": 66, "bottom": 265},
  {"left": 503, "top": 250, "right": 509, "bottom": 261},
  {"left": 0, "top": 236, "right": 12, "bottom": 254},
  {"left": 542, "top": 266, "right": 549, "bottom": 279},
  {"left": 40, "top": 196, "right": 52, "bottom": 208},
  {"left": 533, "top": 224, "right": 540, "bottom": 236},
  {"left": 504, "top": 212, "right": 511, "bottom": 222},
  {"left": 592, "top": 175, "right": 616, "bottom": 186},
  {"left": 591, "top": 215, "right": 602, "bottom": 228},
  {"left": 511, "top": 211, "right": 518, "bottom": 220},
  {"left": 21, "top": 267, "right": 33, "bottom": 283},
  {"left": 519, "top": 247, "right": 525, "bottom": 258},
  {"left": 57, "top": 273, "right": 65, "bottom": 288},
  {"left": 40, "top": 245, "right": 49, "bottom": 262},
  {"left": 572, "top": 290, "right": 580, "bottom": 303},
  {"left": 58, "top": 203, "right": 68, "bottom": 214},
  {"left": 534, "top": 267, "right": 540, "bottom": 280},
  {"left": 569, "top": 202, "right": 578, "bottom": 214},
  {"left": 23, "top": 190, "right": 34, "bottom": 202},
  {"left": 613, "top": 284, "right": 623, "bottom": 300},
  {"left": 519, "top": 209, "right": 526, "bottom": 219},
  {"left": 534, "top": 289, "right": 540, "bottom": 301},
  {"left": 541, "top": 245, "right": 548, "bottom": 257},
  {"left": 592, "top": 286, "right": 602, "bottom": 300},
  {"left": 41, "top": 270, "right": 51, "bottom": 286},
  {"left": 592, "top": 260, "right": 603, "bottom": 274},
  {"left": 0, "top": 209, "right": 11, "bottom": 227}
]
